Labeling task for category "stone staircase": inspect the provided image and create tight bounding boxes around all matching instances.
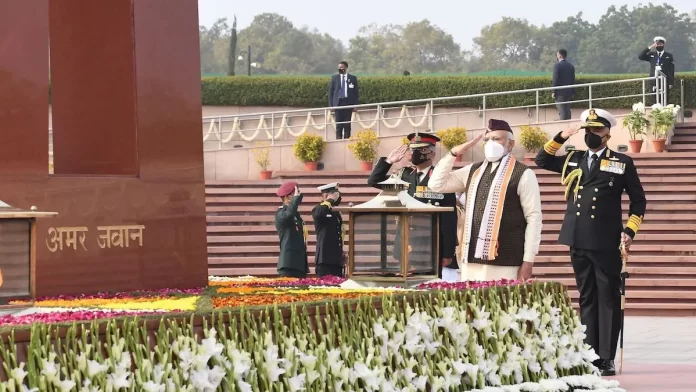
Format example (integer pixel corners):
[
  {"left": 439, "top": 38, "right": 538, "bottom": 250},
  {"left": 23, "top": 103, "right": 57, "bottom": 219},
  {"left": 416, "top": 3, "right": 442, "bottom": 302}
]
[{"left": 206, "top": 122, "right": 696, "bottom": 315}]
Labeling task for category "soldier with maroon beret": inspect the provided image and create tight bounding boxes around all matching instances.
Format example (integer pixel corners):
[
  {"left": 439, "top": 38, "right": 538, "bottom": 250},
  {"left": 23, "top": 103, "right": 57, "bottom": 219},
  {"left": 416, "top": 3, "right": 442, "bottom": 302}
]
[{"left": 275, "top": 181, "right": 309, "bottom": 278}]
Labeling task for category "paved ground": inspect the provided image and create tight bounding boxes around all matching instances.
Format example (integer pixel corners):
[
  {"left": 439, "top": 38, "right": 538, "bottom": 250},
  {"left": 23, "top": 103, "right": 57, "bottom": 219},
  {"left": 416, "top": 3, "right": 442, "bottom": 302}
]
[{"left": 608, "top": 317, "right": 696, "bottom": 391}]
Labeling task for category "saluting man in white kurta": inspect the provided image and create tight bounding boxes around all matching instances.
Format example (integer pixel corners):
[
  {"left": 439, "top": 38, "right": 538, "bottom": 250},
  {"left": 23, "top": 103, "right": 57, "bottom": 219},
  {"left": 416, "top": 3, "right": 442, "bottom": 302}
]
[{"left": 429, "top": 119, "right": 543, "bottom": 282}]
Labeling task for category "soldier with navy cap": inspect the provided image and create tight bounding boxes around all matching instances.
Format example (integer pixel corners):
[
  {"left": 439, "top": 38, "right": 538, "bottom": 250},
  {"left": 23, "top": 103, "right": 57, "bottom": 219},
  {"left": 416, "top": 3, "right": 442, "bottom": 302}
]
[
  {"left": 312, "top": 182, "right": 345, "bottom": 277},
  {"left": 367, "top": 132, "right": 458, "bottom": 277},
  {"left": 275, "top": 181, "right": 309, "bottom": 278},
  {"left": 535, "top": 108, "right": 646, "bottom": 376},
  {"left": 638, "top": 36, "right": 675, "bottom": 103}
]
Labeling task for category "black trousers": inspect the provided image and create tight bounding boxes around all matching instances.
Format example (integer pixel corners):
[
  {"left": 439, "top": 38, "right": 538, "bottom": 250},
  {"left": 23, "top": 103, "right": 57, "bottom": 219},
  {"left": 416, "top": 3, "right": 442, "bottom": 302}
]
[
  {"left": 334, "top": 98, "right": 352, "bottom": 140},
  {"left": 316, "top": 264, "right": 343, "bottom": 278},
  {"left": 570, "top": 247, "right": 622, "bottom": 360},
  {"left": 278, "top": 268, "right": 307, "bottom": 279}
]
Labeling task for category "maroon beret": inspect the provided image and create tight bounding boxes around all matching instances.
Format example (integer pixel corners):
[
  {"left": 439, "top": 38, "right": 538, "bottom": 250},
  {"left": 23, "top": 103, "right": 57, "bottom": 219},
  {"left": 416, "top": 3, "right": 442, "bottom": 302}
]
[
  {"left": 276, "top": 181, "right": 298, "bottom": 197},
  {"left": 487, "top": 119, "right": 513, "bottom": 133}
]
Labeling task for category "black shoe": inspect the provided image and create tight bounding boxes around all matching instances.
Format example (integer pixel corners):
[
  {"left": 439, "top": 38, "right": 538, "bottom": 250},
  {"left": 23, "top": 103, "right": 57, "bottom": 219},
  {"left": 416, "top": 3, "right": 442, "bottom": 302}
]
[
  {"left": 592, "top": 359, "right": 603, "bottom": 368},
  {"left": 600, "top": 360, "right": 616, "bottom": 376}
]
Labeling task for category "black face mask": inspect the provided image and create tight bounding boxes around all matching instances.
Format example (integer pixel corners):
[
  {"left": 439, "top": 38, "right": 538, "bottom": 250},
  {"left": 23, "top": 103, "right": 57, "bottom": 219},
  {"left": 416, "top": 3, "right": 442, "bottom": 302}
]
[
  {"left": 338, "top": 68, "right": 346, "bottom": 74},
  {"left": 333, "top": 195, "right": 342, "bottom": 206},
  {"left": 656, "top": 45, "right": 664, "bottom": 51},
  {"left": 584, "top": 132, "right": 604, "bottom": 149},
  {"left": 411, "top": 151, "right": 430, "bottom": 165}
]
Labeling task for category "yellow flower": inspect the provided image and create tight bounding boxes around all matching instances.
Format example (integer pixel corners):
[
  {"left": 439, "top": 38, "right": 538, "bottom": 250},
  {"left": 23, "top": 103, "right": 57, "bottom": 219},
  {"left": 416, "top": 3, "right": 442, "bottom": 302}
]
[
  {"left": 34, "top": 297, "right": 166, "bottom": 308},
  {"left": 96, "top": 296, "right": 199, "bottom": 311}
]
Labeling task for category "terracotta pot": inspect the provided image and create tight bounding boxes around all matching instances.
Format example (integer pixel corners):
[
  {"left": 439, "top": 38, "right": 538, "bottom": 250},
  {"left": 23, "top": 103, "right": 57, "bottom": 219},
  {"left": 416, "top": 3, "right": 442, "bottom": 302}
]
[
  {"left": 360, "top": 161, "right": 373, "bottom": 171},
  {"left": 259, "top": 170, "right": 272, "bottom": 180},
  {"left": 652, "top": 139, "right": 666, "bottom": 153},
  {"left": 304, "top": 161, "right": 318, "bottom": 171},
  {"left": 628, "top": 140, "right": 643, "bottom": 153}
]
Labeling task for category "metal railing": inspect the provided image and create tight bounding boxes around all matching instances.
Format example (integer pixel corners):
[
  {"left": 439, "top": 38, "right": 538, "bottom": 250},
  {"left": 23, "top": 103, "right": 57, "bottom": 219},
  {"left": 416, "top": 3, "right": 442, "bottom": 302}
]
[{"left": 202, "top": 72, "right": 675, "bottom": 151}]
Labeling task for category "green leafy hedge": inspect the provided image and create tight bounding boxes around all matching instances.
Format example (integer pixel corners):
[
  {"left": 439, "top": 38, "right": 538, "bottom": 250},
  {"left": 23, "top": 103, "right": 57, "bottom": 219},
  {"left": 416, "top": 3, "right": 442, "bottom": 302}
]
[{"left": 201, "top": 73, "right": 696, "bottom": 109}]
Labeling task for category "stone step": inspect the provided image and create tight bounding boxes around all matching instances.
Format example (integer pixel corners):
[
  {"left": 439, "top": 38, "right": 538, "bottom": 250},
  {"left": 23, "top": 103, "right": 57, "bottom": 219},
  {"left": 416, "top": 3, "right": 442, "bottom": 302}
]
[
  {"left": 666, "top": 145, "right": 696, "bottom": 152},
  {"left": 207, "top": 243, "right": 696, "bottom": 255},
  {"left": 205, "top": 222, "right": 696, "bottom": 233},
  {"left": 207, "top": 233, "right": 696, "bottom": 247}
]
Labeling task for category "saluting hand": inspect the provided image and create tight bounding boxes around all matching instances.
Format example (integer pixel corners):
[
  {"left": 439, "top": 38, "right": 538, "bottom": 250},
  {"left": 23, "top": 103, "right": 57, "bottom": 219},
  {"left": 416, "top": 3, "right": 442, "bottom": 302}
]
[
  {"left": 294, "top": 186, "right": 302, "bottom": 197},
  {"left": 450, "top": 133, "right": 484, "bottom": 156},
  {"left": 386, "top": 144, "right": 409, "bottom": 164},
  {"left": 560, "top": 127, "right": 580, "bottom": 139},
  {"left": 649, "top": 42, "right": 657, "bottom": 50}
]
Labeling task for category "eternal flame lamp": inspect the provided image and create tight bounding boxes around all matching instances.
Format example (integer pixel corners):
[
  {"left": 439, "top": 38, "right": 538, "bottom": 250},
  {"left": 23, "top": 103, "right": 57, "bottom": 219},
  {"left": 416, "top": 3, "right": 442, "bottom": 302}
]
[
  {"left": 334, "top": 174, "right": 453, "bottom": 287},
  {"left": 0, "top": 201, "right": 57, "bottom": 308}
]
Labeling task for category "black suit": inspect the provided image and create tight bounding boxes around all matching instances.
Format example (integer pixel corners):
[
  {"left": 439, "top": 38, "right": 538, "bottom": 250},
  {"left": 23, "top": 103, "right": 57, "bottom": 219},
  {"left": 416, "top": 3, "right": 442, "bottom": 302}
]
[
  {"left": 367, "top": 158, "right": 458, "bottom": 276},
  {"left": 552, "top": 59, "right": 575, "bottom": 120},
  {"left": 535, "top": 133, "right": 646, "bottom": 361},
  {"left": 328, "top": 73, "right": 359, "bottom": 139},
  {"left": 312, "top": 200, "right": 344, "bottom": 277},
  {"left": 638, "top": 48, "right": 675, "bottom": 104}
]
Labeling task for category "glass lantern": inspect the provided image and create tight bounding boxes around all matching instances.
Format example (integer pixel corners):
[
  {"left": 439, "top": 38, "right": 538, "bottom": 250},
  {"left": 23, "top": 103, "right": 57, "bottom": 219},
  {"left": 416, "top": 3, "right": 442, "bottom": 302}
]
[{"left": 335, "top": 175, "right": 453, "bottom": 287}]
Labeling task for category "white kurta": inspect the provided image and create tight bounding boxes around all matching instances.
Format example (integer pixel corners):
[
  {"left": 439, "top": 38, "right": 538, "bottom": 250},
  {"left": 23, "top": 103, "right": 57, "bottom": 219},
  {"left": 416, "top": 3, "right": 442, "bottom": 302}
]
[{"left": 429, "top": 152, "right": 543, "bottom": 282}]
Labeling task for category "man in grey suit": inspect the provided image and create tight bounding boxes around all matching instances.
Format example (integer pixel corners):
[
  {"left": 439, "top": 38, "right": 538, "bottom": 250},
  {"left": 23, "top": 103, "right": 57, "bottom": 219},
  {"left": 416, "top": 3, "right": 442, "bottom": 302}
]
[
  {"left": 552, "top": 49, "right": 576, "bottom": 121},
  {"left": 327, "top": 61, "right": 360, "bottom": 139}
]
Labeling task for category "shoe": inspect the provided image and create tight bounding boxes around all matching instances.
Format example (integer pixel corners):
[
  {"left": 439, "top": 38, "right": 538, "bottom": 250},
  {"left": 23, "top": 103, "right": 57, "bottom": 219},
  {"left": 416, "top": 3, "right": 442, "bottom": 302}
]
[{"left": 600, "top": 360, "right": 616, "bottom": 376}]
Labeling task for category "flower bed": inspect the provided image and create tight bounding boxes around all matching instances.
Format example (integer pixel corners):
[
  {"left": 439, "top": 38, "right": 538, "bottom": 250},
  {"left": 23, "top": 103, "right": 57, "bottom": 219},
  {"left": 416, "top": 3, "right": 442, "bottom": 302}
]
[
  {"left": 0, "top": 276, "right": 401, "bottom": 327},
  {"left": 0, "top": 282, "right": 623, "bottom": 391}
]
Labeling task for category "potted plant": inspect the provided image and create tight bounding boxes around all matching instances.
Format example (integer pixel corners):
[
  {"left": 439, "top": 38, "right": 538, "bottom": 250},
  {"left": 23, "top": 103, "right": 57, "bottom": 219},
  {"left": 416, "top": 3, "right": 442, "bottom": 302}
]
[
  {"left": 649, "top": 103, "right": 681, "bottom": 153},
  {"left": 347, "top": 129, "right": 380, "bottom": 171},
  {"left": 436, "top": 127, "right": 467, "bottom": 162},
  {"left": 622, "top": 102, "right": 649, "bottom": 153},
  {"left": 519, "top": 125, "right": 547, "bottom": 161},
  {"left": 251, "top": 142, "right": 272, "bottom": 179},
  {"left": 293, "top": 133, "right": 326, "bottom": 171}
]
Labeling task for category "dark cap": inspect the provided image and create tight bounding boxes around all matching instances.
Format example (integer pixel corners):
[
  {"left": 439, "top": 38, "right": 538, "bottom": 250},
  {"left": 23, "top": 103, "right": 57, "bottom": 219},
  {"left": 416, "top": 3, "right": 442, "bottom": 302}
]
[
  {"left": 406, "top": 132, "right": 440, "bottom": 149},
  {"left": 487, "top": 119, "right": 513, "bottom": 133},
  {"left": 276, "top": 181, "right": 298, "bottom": 197}
]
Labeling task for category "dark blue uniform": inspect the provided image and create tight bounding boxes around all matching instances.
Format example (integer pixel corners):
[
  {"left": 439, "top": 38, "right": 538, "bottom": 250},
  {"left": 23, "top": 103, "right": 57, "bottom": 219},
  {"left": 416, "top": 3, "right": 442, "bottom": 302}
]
[{"left": 536, "top": 129, "right": 646, "bottom": 374}]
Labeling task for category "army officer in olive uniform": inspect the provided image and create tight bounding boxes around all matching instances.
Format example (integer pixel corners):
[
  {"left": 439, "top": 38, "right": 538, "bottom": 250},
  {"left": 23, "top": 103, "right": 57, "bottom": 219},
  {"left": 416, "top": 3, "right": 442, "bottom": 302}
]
[
  {"left": 312, "top": 182, "right": 345, "bottom": 277},
  {"left": 535, "top": 108, "right": 646, "bottom": 377},
  {"left": 275, "top": 181, "right": 309, "bottom": 278},
  {"left": 367, "top": 133, "right": 458, "bottom": 277}
]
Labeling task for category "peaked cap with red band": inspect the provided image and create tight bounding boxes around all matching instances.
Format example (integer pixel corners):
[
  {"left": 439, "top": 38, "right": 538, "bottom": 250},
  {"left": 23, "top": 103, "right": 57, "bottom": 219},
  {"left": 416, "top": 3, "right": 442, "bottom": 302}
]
[
  {"left": 486, "top": 119, "right": 513, "bottom": 133},
  {"left": 406, "top": 132, "right": 440, "bottom": 149},
  {"left": 276, "top": 181, "right": 298, "bottom": 197}
]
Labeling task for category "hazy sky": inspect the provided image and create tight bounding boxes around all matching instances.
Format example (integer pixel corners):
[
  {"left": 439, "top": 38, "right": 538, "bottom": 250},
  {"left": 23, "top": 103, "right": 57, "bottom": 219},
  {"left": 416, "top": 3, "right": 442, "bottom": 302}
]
[{"left": 198, "top": 0, "right": 694, "bottom": 50}]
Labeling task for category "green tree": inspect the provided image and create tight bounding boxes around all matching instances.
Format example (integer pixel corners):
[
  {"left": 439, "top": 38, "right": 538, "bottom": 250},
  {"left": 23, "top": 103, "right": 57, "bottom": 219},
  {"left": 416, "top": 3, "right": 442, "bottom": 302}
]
[
  {"left": 536, "top": 13, "right": 596, "bottom": 70},
  {"left": 227, "top": 16, "right": 237, "bottom": 76},
  {"left": 473, "top": 18, "right": 545, "bottom": 71},
  {"left": 199, "top": 18, "right": 230, "bottom": 75},
  {"left": 577, "top": 4, "right": 696, "bottom": 74},
  {"left": 346, "top": 20, "right": 463, "bottom": 74},
  {"left": 236, "top": 13, "right": 345, "bottom": 74}
]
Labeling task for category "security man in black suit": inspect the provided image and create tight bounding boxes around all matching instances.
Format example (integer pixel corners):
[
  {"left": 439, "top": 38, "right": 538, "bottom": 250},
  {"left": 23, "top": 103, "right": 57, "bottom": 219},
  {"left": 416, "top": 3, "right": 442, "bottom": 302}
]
[
  {"left": 638, "top": 36, "right": 675, "bottom": 104},
  {"left": 327, "top": 61, "right": 360, "bottom": 140},
  {"left": 312, "top": 182, "right": 345, "bottom": 277},
  {"left": 535, "top": 108, "right": 646, "bottom": 377},
  {"left": 275, "top": 181, "right": 310, "bottom": 278},
  {"left": 552, "top": 48, "right": 576, "bottom": 120},
  {"left": 367, "top": 133, "right": 458, "bottom": 277}
]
